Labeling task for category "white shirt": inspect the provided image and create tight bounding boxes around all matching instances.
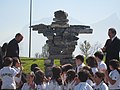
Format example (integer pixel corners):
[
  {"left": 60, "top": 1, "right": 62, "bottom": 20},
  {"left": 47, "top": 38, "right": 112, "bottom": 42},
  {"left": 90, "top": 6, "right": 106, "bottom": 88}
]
[
  {"left": 76, "top": 63, "right": 85, "bottom": 73},
  {"left": 108, "top": 69, "right": 120, "bottom": 89},
  {"left": 22, "top": 82, "right": 36, "bottom": 90},
  {"left": 64, "top": 80, "right": 76, "bottom": 90},
  {"left": 0, "top": 66, "right": 18, "bottom": 89},
  {"left": 47, "top": 80, "right": 62, "bottom": 90},
  {"left": 86, "top": 79, "right": 94, "bottom": 87},
  {"left": 74, "top": 82, "right": 93, "bottom": 90},
  {"left": 94, "top": 81, "right": 108, "bottom": 90},
  {"left": 111, "top": 36, "right": 116, "bottom": 41},
  {"left": 98, "top": 61, "right": 107, "bottom": 72},
  {"left": 91, "top": 67, "right": 98, "bottom": 75},
  {"left": 13, "top": 66, "right": 21, "bottom": 84},
  {"left": 37, "top": 83, "right": 48, "bottom": 90}
]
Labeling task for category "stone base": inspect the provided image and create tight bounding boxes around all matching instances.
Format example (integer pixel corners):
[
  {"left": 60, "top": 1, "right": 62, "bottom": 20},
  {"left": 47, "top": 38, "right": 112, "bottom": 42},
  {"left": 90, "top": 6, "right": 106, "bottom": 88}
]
[{"left": 44, "top": 58, "right": 75, "bottom": 77}]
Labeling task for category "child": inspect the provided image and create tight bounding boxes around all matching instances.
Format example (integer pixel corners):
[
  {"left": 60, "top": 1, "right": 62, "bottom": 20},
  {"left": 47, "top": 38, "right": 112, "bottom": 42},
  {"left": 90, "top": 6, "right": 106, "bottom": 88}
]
[
  {"left": 0, "top": 57, "right": 19, "bottom": 90},
  {"left": 86, "top": 56, "right": 98, "bottom": 74},
  {"left": 64, "top": 69, "right": 76, "bottom": 90},
  {"left": 104, "top": 59, "right": 120, "bottom": 89},
  {"left": 94, "top": 71, "right": 108, "bottom": 90},
  {"left": 75, "top": 55, "right": 85, "bottom": 73},
  {"left": 35, "top": 70, "right": 48, "bottom": 90},
  {"left": 30, "top": 63, "right": 39, "bottom": 73},
  {"left": 22, "top": 72, "right": 36, "bottom": 90},
  {"left": 82, "top": 66, "right": 94, "bottom": 87},
  {"left": 74, "top": 69, "right": 93, "bottom": 90},
  {"left": 12, "top": 57, "right": 22, "bottom": 90},
  {"left": 61, "top": 64, "right": 73, "bottom": 84},
  {"left": 94, "top": 51, "right": 107, "bottom": 72},
  {"left": 48, "top": 66, "right": 62, "bottom": 90}
]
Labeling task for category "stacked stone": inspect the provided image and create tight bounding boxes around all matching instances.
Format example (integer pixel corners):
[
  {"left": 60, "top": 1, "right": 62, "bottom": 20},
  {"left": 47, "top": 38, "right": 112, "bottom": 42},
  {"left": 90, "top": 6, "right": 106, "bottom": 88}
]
[{"left": 32, "top": 10, "right": 93, "bottom": 77}]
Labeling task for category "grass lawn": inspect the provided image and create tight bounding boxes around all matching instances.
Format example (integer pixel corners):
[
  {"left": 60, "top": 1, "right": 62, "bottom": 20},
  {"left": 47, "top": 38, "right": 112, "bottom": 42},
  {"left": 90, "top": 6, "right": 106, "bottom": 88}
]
[
  {"left": 20, "top": 56, "right": 107, "bottom": 73},
  {"left": 21, "top": 57, "right": 60, "bottom": 73}
]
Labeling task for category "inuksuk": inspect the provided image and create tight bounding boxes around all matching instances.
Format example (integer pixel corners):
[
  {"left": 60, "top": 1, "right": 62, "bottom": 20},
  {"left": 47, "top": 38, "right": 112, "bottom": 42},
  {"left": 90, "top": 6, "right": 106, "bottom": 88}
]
[{"left": 32, "top": 10, "right": 93, "bottom": 76}]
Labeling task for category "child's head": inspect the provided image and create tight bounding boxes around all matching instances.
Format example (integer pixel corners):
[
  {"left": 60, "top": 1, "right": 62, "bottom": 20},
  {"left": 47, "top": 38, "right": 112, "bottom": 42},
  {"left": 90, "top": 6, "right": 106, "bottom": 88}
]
[
  {"left": 52, "top": 66, "right": 61, "bottom": 78},
  {"left": 35, "top": 70, "right": 45, "bottom": 85},
  {"left": 94, "top": 71, "right": 105, "bottom": 85},
  {"left": 66, "top": 69, "right": 76, "bottom": 83},
  {"left": 86, "top": 56, "right": 98, "bottom": 68},
  {"left": 12, "top": 57, "right": 20, "bottom": 67},
  {"left": 52, "top": 66, "right": 62, "bottom": 85},
  {"left": 61, "top": 64, "right": 73, "bottom": 74},
  {"left": 26, "top": 72, "right": 35, "bottom": 83},
  {"left": 82, "top": 66, "right": 94, "bottom": 77},
  {"left": 33, "top": 67, "right": 41, "bottom": 73},
  {"left": 78, "top": 70, "right": 89, "bottom": 82},
  {"left": 109, "top": 59, "right": 120, "bottom": 70},
  {"left": 94, "top": 51, "right": 104, "bottom": 61},
  {"left": 31, "top": 63, "right": 38, "bottom": 72},
  {"left": 75, "top": 55, "right": 84, "bottom": 66},
  {"left": 3, "top": 57, "right": 13, "bottom": 66}
]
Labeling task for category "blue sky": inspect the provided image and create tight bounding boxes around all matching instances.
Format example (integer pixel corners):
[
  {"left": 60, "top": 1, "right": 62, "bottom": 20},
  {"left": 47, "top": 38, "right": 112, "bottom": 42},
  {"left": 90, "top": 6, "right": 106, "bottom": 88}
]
[{"left": 0, "top": 0, "right": 120, "bottom": 57}]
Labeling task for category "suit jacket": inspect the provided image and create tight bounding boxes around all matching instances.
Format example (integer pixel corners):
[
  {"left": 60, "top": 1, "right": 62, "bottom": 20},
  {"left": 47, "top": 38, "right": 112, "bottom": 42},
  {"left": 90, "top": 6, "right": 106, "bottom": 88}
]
[
  {"left": 104, "top": 37, "right": 120, "bottom": 64},
  {"left": 6, "top": 38, "right": 19, "bottom": 58}
]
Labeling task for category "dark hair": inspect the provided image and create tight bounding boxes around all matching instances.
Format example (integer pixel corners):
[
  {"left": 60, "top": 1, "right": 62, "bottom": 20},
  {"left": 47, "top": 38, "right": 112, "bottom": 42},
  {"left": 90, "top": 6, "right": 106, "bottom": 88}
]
[
  {"left": 86, "top": 56, "right": 98, "bottom": 68},
  {"left": 82, "top": 66, "right": 94, "bottom": 77},
  {"left": 3, "top": 57, "right": 13, "bottom": 66},
  {"left": 109, "top": 59, "right": 120, "bottom": 69},
  {"left": 52, "top": 66, "right": 62, "bottom": 85},
  {"left": 95, "top": 71, "right": 105, "bottom": 79},
  {"left": 15, "top": 33, "right": 22, "bottom": 38},
  {"left": 75, "top": 55, "right": 84, "bottom": 62},
  {"left": 109, "top": 28, "right": 116, "bottom": 35},
  {"left": 35, "top": 70, "right": 45, "bottom": 85},
  {"left": 31, "top": 63, "right": 38, "bottom": 72},
  {"left": 1, "top": 43, "right": 8, "bottom": 52},
  {"left": 33, "top": 67, "right": 41, "bottom": 73},
  {"left": 12, "top": 57, "right": 19, "bottom": 66},
  {"left": 78, "top": 70, "right": 89, "bottom": 82},
  {"left": 109, "top": 59, "right": 120, "bottom": 74},
  {"left": 52, "top": 66, "right": 61, "bottom": 77},
  {"left": 66, "top": 69, "right": 76, "bottom": 83},
  {"left": 94, "top": 51, "right": 104, "bottom": 60},
  {"left": 61, "top": 64, "right": 73, "bottom": 73}
]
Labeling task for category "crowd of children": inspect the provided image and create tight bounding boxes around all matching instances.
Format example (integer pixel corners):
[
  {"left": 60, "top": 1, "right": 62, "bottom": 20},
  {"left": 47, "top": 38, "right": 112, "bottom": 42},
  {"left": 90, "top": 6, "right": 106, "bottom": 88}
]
[{"left": 0, "top": 51, "right": 120, "bottom": 90}]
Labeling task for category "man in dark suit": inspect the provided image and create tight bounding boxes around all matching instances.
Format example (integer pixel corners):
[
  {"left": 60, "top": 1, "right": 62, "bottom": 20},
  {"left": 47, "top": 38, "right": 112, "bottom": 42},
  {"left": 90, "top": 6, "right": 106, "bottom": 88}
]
[
  {"left": 6, "top": 33, "right": 23, "bottom": 59},
  {"left": 102, "top": 28, "right": 120, "bottom": 71}
]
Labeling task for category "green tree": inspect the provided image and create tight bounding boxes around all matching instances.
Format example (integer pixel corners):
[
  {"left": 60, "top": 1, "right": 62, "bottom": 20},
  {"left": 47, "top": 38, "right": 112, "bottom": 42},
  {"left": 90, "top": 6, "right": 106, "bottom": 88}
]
[
  {"left": 79, "top": 40, "right": 102, "bottom": 57},
  {"left": 79, "top": 40, "right": 91, "bottom": 57}
]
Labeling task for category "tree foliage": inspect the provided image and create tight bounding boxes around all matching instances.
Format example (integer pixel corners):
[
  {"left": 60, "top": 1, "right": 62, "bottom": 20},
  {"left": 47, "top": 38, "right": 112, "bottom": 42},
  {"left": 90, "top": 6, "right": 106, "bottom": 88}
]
[
  {"left": 79, "top": 40, "right": 91, "bottom": 57},
  {"left": 79, "top": 40, "right": 101, "bottom": 57}
]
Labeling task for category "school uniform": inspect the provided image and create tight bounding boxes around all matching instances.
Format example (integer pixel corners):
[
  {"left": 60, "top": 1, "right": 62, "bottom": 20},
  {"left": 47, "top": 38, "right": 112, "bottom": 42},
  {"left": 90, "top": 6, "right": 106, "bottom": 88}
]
[
  {"left": 47, "top": 80, "right": 62, "bottom": 90},
  {"left": 86, "top": 79, "right": 94, "bottom": 87},
  {"left": 76, "top": 63, "right": 85, "bottom": 73},
  {"left": 91, "top": 67, "right": 98, "bottom": 75},
  {"left": 22, "top": 82, "right": 36, "bottom": 90},
  {"left": 108, "top": 69, "right": 120, "bottom": 90},
  {"left": 94, "top": 81, "right": 108, "bottom": 90},
  {"left": 36, "top": 83, "right": 48, "bottom": 90},
  {"left": 0, "top": 66, "right": 18, "bottom": 89},
  {"left": 74, "top": 82, "right": 93, "bottom": 90},
  {"left": 13, "top": 66, "right": 21, "bottom": 88},
  {"left": 64, "top": 80, "right": 76, "bottom": 90},
  {"left": 98, "top": 61, "right": 107, "bottom": 72}
]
